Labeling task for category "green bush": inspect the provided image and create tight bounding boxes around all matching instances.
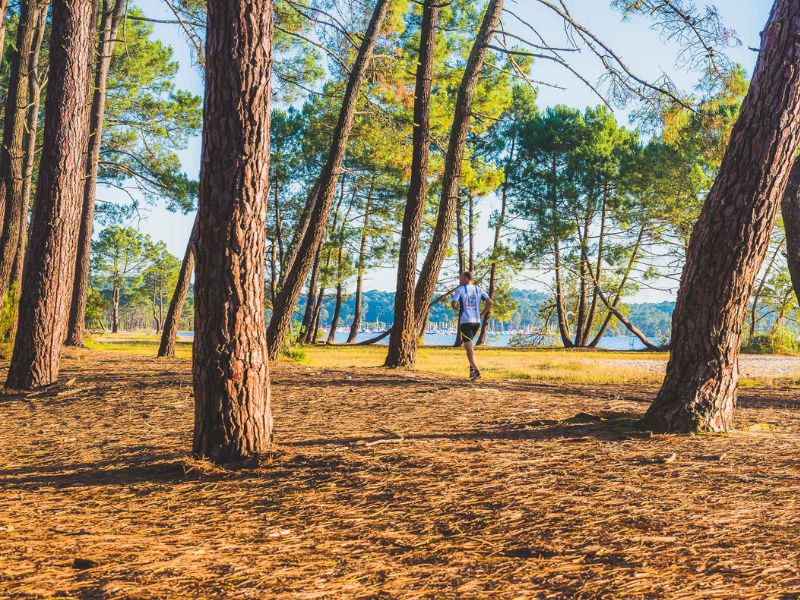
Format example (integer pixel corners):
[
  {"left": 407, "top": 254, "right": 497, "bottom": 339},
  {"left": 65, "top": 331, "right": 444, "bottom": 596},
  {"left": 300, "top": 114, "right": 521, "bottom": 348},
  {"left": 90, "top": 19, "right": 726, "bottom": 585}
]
[
  {"left": 742, "top": 327, "right": 800, "bottom": 356},
  {"left": 0, "top": 284, "right": 19, "bottom": 358}
]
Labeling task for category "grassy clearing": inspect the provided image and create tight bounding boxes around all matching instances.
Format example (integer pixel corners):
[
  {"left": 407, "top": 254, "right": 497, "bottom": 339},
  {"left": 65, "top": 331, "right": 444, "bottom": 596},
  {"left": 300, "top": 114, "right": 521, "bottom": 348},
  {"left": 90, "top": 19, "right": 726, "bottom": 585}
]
[{"left": 88, "top": 333, "right": 670, "bottom": 384}]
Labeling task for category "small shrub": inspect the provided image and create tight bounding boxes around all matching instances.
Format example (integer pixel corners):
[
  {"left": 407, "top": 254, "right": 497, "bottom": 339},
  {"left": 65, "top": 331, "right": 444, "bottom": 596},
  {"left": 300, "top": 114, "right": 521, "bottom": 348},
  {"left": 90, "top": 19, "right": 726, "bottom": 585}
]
[{"left": 742, "top": 327, "right": 800, "bottom": 356}]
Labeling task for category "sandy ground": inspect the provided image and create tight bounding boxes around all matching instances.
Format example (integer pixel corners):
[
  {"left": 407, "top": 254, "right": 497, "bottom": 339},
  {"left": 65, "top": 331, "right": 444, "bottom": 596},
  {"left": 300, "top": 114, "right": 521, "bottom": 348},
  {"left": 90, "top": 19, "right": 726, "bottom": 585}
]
[
  {"left": 1, "top": 349, "right": 800, "bottom": 598},
  {"left": 606, "top": 353, "right": 800, "bottom": 379}
]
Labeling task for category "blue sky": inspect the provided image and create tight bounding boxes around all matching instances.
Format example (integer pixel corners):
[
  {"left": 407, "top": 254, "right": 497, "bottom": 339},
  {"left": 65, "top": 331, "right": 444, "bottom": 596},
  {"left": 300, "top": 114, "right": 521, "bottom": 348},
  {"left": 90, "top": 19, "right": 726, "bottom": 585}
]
[{"left": 121, "top": 0, "right": 773, "bottom": 298}]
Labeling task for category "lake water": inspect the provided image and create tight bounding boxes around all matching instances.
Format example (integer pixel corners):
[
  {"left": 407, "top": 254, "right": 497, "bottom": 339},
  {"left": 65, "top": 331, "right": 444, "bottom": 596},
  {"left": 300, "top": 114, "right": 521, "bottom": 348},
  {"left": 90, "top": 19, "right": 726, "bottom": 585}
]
[{"left": 178, "top": 331, "right": 649, "bottom": 350}]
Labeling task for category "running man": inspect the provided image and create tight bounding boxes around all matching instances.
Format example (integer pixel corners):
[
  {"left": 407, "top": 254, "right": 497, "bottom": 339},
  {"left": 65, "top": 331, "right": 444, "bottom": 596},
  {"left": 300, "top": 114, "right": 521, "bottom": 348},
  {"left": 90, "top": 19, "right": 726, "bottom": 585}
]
[{"left": 451, "top": 271, "right": 492, "bottom": 381}]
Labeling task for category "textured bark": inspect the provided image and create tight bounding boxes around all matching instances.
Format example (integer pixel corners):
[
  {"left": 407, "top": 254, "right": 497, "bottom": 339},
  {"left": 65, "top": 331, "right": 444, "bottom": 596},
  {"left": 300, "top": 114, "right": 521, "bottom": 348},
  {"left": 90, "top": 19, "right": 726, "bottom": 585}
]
[
  {"left": 157, "top": 216, "right": 197, "bottom": 358},
  {"left": 0, "top": 0, "right": 49, "bottom": 303},
  {"left": 10, "top": 4, "right": 48, "bottom": 291},
  {"left": 385, "top": 0, "right": 439, "bottom": 366},
  {"left": 267, "top": 0, "right": 391, "bottom": 361},
  {"left": 6, "top": 0, "right": 97, "bottom": 390},
  {"left": 412, "top": 0, "right": 505, "bottom": 338},
  {"left": 66, "top": 0, "right": 126, "bottom": 347},
  {"left": 192, "top": 0, "right": 273, "bottom": 462},
  {"left": 646, "top": 0, "right": 800, "bottom": 433},
  {"left": 780, "top": 158, "right": 800, "bottom": 306}
]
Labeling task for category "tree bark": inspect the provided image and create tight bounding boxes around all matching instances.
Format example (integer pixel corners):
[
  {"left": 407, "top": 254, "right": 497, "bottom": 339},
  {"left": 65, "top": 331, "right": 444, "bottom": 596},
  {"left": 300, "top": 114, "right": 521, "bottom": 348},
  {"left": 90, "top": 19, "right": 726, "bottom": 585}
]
[
  {"left": 0, "top": 0, "right": 49, "bottom": 304},
  {"left": 157, "top": 216, "right": 197, "bottom": 358},
  {"left": 326, "top": 282, "right": 343, "bottom": 344},
  {"left": 309, "top": 284, "right": 325, "bottom": 344},
  {"left": 385, "top": 0, "right": 439, "bottom": 367},
  {"left": 267, "top": 0, "right": 391, "bottom": 360},
  {"left": 646, "top": 0, "right": 800, "bottom": 433},
  {"left": 6, "top": 0, "right": 97, "bottom": 390},
  {"left": 66, "top": 0, "right": 126, "bottom": 347},
  {"left": 10, "top": 4, "right": 48, "bottom": 292},
  {"left": 192, "top": 0, "right": 274, "bottom": 462},
  {"left": 0, "top": 1, "right": 10, "bottom": 76}
]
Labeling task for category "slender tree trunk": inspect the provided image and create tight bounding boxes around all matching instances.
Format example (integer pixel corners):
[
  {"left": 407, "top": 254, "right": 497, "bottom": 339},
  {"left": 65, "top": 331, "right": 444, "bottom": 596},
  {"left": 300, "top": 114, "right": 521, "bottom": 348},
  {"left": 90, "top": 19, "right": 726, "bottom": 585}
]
[
  {"left": 0, "top": 0, "right": 49, "bottom": 304},
  {"left": 192, "top": 0, "right": 274, "bottom": 462},
  {"left": 348, "top": 192, "right": 372, "bottom": 343},
  {"left": 468, "top": 193, "right": 475, "bottom": 272},
  {"left": 478, "top": 134, "right": 515, "bottom": 345},
  {"left": 326, "top": 283, "right": 343, "bottom": 344},
  {"left": 554, "top": 237, "right": 573, "bottom": 348},
  {"left": 111, "top": 280, "right": 120, "bottom": 333},
  {"left": 780, "top": 159, "right": 800, "bottom": 306},
  {"left": 646, "top": 0, "right": 800, "bottom": 433},
  {"left": 385, "top": 0, "right": 439, "bottom": 367},
  {"left": 66, "top": 0, "right": 126, "bottom": 347},
  {"left": 588, "top": 225, "right": 645, "bottom": 347},
  {"left": 749, "top": 241, "right": 782, "bottom": 338},
  {"left": 274, "top": 182, "right": 284, "bottom": 272},
  {"left": 575, "top": 208, "right": 592, "bottom": 346},
  {"left": 412, "top": 0, "right": 505, "bottom": 338},
  {"left": 157, "top": 217, "right": 197, "bottom": 358},
  {"left": 309, "top": 285, "right": 325, "bottom": 343},
  {"left": 584, "top": 184, "right": 607, "bottom": 344},
  {"left": 456, "top": 196, "right": 465, "bottom": 275},
  {"left": 10, "top": 5, "right": 48, "bottom": 291},
  {"left": 267, "top": 0, "right": 391, "bottom": 360},
  {"left": 6, "top": 0, "right": 97, "bottom": 390},
  {"left": 0, "top": 1, "right": 10, "bottom": 75},
  {"left": 298, "top": 246, "right": 321, "bottom": 344}
]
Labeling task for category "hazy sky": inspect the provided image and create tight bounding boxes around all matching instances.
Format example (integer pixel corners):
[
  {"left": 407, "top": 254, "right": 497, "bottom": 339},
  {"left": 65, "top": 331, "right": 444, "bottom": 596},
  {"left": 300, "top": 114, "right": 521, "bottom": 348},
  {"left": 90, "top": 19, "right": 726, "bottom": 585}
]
[{"left": 116, "top": 0, "right": 772, "bottom": 300}]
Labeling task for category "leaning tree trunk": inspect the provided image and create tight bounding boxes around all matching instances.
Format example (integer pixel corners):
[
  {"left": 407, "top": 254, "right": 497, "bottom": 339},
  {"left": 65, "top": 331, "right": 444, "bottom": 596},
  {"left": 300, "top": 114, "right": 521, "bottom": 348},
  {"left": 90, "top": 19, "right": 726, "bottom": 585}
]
[
  {"left": 645, "top": 0, "right": 800, "bottom": 433},
  {"left": 780, "top": 158, "right": 800, "bottom": 304},
  {"left": 6, "top": 0, "right": 97, "bottom": 390},
  {"left": 412, "top": 0, "right": 505, "bottom": 337},
  {"left": 66, "top": 0, "right": 126, "bottom": 347},
  {"left": 157, "top": 216, "right": 197, "bottom": 358},
  {"left": 298, "top": 246, "right": 321, "bottom": 344},
  {"left": 348, "top": 192, "right": 373, "bottom": 343},
  {"left": 385, "top": 0, "right": 439, "bottom": 366},
  {"left": 0, "top": 0, "right": 49, "bottom": 305},
  {"left": 10, "top": 3, "right": 48, "bottom": 292},
  {"left": 192, "top": 0, "right": 274, "bottom": 463},
  {"left": 266, "top": 0, "right": 391, "bottom": 361}
]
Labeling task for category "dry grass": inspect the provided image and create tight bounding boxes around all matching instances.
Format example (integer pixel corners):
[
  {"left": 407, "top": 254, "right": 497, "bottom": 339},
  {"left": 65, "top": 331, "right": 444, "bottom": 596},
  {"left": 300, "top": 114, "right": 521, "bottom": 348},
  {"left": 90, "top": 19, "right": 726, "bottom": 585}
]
[{"left": 2, "top": 347, "right": 800, "bottom": 597}]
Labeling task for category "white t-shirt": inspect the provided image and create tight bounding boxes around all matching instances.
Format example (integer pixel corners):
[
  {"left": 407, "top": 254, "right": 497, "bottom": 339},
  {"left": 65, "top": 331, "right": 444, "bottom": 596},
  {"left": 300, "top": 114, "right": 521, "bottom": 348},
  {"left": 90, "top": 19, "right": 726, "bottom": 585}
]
[{"left": 452, "top": 284, "right": 489, "bottom": 324}]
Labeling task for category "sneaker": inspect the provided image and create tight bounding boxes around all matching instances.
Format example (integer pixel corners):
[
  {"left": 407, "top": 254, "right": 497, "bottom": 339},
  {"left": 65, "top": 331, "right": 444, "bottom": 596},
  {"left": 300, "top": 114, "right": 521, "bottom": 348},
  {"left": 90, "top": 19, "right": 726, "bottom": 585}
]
[{"left": 470, "top": 368, "right": 481, "bottom": 382}]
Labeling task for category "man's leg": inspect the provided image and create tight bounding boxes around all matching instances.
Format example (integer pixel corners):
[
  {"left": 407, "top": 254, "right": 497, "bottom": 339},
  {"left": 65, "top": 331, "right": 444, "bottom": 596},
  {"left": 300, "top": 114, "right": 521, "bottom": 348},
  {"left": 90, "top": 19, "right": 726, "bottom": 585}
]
[{"left": 465, "top": 340, "right": 478, "bottom": 371}]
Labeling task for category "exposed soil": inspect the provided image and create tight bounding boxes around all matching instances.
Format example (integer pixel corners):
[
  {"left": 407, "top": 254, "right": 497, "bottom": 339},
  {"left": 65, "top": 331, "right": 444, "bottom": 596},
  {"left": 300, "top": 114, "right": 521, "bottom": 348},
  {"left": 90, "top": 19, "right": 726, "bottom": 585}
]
[{"left": 2, "top": 349, "right": 800, "bottom": 598}]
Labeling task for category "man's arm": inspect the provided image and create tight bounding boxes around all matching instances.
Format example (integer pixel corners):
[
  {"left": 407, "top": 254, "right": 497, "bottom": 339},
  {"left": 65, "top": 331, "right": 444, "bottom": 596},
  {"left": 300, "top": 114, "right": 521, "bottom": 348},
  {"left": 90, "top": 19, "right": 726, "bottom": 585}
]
[{"left": 481, "top": 296, "right": 493, "bottom": 319}]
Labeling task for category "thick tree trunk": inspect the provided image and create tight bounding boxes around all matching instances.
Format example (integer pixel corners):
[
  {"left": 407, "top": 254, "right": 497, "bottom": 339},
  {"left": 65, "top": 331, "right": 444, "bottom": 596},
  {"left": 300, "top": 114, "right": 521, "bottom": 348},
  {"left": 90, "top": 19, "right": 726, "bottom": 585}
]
[
  {"left": 0, "top": 0, "right": 49, "bottom": 304},
  {"left": 385, "top": 0, "right": 439, "bottom": 367},
  {"left": 267, "top": 0, "right": 391, "bottom": 360},
  {"left": 192, "top": 0, "right": 274, "bottom": 462},
  {"left": 6, "top": 0, "right": 97, "bottom": 390},
  {"left": 157, "top": 217, "right": 197, "bottom": 358},
  {"left": 780, "top": 159, "right": 800, "bottom": 305},
  {"left": 66, "top": 0, "right": 126, "bottom": 347},
  {"left": 646, "top": 0, "right": 800, "bottom": 433},
  {"left": 10, "top": 4, "right": 48, "bottom": 292},
  {"left": 412, "top": 0, "right": 505, "bottom": 337},
  {"left": 348, "top": 194, "right": 372, "bottom": 343}
]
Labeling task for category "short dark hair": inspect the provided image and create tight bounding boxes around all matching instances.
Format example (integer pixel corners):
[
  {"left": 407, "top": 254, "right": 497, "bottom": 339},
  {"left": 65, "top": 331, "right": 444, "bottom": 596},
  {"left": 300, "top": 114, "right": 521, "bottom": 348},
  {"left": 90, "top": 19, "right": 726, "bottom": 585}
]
[{"left": 461, "top": 271, "right": 473, "bottom": 281}]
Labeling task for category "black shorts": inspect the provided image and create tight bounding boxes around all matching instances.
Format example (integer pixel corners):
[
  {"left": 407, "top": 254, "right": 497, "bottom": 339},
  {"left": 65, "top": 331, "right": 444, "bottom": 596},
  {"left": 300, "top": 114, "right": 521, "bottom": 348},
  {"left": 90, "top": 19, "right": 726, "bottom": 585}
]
[{"left": 459, "top": 322, "right": 480, "bottom": 342}]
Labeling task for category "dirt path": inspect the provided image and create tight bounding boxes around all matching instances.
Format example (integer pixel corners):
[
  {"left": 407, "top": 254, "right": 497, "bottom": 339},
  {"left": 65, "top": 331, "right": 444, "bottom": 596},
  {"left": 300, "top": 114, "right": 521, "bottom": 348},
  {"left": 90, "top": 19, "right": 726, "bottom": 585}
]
[
  {"left": 604, "top": 353, "right": 800, "bottom": 379},
  {"left": 2, "top": 349, "right": 800, "bottom": 598}
]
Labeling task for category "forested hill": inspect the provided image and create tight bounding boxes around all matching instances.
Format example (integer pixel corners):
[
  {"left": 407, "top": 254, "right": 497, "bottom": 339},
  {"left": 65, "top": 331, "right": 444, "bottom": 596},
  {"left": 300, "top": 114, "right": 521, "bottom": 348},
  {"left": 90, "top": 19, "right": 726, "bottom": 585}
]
[{"left": 292, "top": 289, "right": 676, "bottom": 339}]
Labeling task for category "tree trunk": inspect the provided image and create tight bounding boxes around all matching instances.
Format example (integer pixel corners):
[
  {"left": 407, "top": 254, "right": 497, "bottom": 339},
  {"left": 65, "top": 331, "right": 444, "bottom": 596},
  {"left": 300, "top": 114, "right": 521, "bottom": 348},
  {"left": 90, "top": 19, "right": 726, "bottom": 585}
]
[
  {"left": 298, "top": 246, "right": 321, "bottom": 344},
  {"left": 10, "top": 4, "right": 48, "bottom": 292},
  {"left": 326, "top": 283, "right": 343, "bottom": 344},
  {"left": 478, "top": 134, "right": 515, "bottom": 346},
  {"left": 274, "top": 182, "right": 284, "bottom": 272},
  {"left": 309, "top": 285, "right": 325, "bottom": 344},
  {"left": 780, "top": 158, "right": 800, "bottom": 306},
  {"left": 575, "top": 207, "right": 592, "bottom": 346},
  {"left": 646, "top": 0, "right": 800, "bottom": 433},
  {"left": 0, "top": 1, "right": 10, "bottom": 75},
  {"left": 66, "top": 0, "right": 126, "bottom": 347},
  {"left": 554, "top": 236, "right": 573, "bottom": 347},
  {"left": 749, "top": 241, "right": 782, "bottom": 338},
  {"left": 456, "top": 195, "right": 465, "bottom": 274},
  {"left": 111, "top": 280, "right": 120, "bottom": 333},
  {"left": 267, "top": 0, "right": 391, "bottom": 360},
  {"left": 6, "top": 0, "right": 97, "bottom": 390},
  {"left": 0, "top": 0, "right": 49, "bottom": 304},
  {"left": 348, "top": 192, "right": 372, "bottom": 343},
  {"left": 412, "top": 0, "right": 505, "bottom": 338},
  {"left": 157, "top": 216, "right": 197, "bottom": 358},
  {"left": 468, "top": 192, "right": 475, "bottom": 272},
  {"left": 385, "top": 0, "right": 439, "bottom": 367},
  {"left": 192, "top": 0, "right": 274, "bottom": 462},
  {"left": 584, "top": 182, "right": 608, "bottom": 344}
]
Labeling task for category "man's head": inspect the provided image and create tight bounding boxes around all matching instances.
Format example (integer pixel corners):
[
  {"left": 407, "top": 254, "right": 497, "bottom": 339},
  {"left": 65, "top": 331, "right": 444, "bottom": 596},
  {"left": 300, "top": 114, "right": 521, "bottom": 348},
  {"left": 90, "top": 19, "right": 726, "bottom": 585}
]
[{"left": 460, "top": 271, "right": 473, "bottom": 285}]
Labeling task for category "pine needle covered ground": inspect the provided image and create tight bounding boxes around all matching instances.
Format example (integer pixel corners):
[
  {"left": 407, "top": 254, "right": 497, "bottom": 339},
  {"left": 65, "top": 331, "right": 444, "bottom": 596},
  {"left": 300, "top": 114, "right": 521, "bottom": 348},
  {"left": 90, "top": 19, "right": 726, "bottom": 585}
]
[{"left": 2, "top": 343, "right": 800, "bottom": 597}]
